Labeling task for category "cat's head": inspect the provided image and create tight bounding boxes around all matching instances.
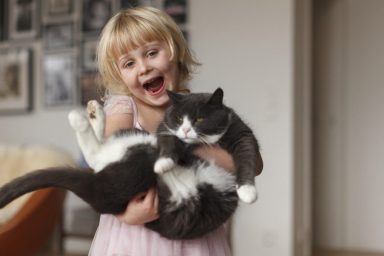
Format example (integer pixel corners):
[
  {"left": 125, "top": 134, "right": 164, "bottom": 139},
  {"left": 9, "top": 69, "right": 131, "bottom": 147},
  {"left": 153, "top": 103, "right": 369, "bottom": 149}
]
[{"left": 163, "top": 88, "right": 230, "bottom": 144}]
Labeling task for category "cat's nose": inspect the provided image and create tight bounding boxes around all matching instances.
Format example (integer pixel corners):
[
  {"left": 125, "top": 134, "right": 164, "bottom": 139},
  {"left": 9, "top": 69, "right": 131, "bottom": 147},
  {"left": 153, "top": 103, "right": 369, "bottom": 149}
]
[{"left": 182, "top": 127, "right": 191, "bottom": 135}]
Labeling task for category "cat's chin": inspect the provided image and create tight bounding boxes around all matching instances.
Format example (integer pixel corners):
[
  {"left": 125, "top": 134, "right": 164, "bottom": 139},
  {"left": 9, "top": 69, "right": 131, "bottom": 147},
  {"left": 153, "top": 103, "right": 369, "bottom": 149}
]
[{"left": 181, "top": 138, "right": 198, "bottom": 144}]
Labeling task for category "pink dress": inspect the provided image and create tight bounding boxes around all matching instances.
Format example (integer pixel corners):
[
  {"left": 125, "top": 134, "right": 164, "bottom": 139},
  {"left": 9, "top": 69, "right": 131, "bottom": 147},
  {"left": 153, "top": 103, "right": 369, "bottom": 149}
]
[{"left": 88, "top": 95, "right": 232, "bottom": 256}]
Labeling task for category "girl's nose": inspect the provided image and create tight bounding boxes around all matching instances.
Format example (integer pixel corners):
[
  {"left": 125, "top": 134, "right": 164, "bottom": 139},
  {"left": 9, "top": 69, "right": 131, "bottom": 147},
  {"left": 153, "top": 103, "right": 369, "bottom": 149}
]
[{"left": 138, "top": 60, "right": 151, "bottom": 75}]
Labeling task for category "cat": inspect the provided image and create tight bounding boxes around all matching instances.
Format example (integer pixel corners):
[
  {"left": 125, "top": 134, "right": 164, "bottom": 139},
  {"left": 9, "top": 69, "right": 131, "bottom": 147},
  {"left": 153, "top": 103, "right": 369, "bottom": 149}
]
[{"left": 0, "top": 88, "right": 260, "bottom": 239}]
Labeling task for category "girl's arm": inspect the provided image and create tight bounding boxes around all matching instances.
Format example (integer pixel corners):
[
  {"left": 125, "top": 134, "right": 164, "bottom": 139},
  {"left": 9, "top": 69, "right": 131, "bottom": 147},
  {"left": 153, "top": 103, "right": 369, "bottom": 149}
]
[
  {"left": 105, "top": 113, "right": 160, "bottom": 225},
  {"left": 194, "top": 146, "right": 263, "bottom": 175}
]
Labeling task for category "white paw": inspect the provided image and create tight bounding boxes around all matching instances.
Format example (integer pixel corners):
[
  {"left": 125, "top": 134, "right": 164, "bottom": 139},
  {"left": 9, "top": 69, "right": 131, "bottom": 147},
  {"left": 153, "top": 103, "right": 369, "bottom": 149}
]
[
  {"left": 154, "top": 157, "right": 175, "bottom": 174},
  {"left": 237, "top": 184, "right": 258, "bottom": 204},
  {"left": 87, "top": 100, "right": 104, "bottom": 120},
  {"left": 68, "top": 110, "right": 89, "bottom": 132}
]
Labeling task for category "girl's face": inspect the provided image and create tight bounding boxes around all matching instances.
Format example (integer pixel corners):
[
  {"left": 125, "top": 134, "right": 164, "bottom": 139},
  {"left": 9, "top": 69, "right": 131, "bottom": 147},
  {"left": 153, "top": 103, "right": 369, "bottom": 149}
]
[{"left": 117, "top": 41, "right": 179, "bottom": 108}]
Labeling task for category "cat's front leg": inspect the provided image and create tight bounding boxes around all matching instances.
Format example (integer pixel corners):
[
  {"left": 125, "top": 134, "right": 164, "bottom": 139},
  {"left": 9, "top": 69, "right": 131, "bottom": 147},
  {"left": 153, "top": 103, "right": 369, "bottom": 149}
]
[
  {"left": 87, "top": 100, "right": 105, "bottom": 142},
  {"left": 154, "top": 123, "right": 183, "bottom": 174}
]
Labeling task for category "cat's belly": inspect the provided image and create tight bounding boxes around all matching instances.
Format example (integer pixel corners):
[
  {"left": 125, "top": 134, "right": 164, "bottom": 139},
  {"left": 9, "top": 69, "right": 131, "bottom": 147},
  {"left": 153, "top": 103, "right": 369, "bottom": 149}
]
[{"left": 160, "top": 161, "right": 236, "bottom": 205}]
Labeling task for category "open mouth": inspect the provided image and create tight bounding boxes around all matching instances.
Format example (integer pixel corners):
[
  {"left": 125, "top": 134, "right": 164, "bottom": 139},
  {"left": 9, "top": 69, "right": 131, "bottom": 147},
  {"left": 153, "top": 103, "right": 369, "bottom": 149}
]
[{"left": 143, "top": 77, "right": 165, "bottom": 96}]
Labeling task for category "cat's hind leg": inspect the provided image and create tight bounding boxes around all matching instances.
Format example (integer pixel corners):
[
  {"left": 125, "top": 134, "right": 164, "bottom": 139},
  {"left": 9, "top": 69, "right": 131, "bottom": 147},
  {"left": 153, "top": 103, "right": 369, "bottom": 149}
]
[
  {"left": 68, "top": 109, "right": 102, "bottom": 172},
  {"left": 87, "top": 100, "right": 105, "bottom": 142}
]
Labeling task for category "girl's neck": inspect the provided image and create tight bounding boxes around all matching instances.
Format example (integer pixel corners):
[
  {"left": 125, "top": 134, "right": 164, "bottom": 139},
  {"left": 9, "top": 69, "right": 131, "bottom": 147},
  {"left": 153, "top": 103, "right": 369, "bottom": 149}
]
[{"left": 135, "top": 100, "right": 167, "bottom": 134}]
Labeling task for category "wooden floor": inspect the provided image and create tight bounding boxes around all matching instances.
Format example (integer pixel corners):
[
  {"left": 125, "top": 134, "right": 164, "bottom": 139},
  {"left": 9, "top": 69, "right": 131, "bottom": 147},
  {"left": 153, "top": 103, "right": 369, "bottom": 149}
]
[{"left": 314, "top": 249, "right": 384, "bottom": 256}]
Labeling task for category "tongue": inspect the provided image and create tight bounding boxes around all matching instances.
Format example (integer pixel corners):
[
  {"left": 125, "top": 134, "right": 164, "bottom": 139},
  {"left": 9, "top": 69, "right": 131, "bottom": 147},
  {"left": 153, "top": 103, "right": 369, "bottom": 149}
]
[{"left": 147, "top": 77, "right": 164, "bottom": 93}]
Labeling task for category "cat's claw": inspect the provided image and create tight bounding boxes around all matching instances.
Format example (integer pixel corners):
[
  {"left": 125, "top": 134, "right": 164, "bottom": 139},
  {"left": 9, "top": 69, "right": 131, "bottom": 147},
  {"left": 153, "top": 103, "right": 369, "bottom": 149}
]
[
  {"left": 87, "top": 100, "right": 103, "bottom": 120},
  {"left": 154, "top": 157, "right": 175, "bottom": 174},
  {"left": 237, "top": 184, "right": 258, "bottom": 204},
  {"left": 68, "top": 110, "right": 89, "bottom": 132}
]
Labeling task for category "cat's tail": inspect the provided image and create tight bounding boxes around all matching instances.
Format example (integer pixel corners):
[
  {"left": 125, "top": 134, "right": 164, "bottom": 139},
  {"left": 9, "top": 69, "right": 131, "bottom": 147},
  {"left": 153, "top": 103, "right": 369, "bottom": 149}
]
[{"left": 0, "top": 167, "right": 94, "bottom": 209}]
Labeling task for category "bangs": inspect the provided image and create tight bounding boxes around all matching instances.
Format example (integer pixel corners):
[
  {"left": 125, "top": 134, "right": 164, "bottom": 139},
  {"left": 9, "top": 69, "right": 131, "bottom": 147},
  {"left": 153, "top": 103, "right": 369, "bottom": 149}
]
[{"left": 108, "top": 15, "right": 170, "bottom": 60}]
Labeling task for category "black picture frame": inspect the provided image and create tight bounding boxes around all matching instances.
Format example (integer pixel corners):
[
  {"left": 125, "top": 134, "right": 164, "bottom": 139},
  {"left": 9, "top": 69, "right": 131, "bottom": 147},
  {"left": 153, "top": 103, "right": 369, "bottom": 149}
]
[
  {"left": 44, "top": 23, "right": 74, "bottom": 50},
  {"left": 0, "top": 48, "right": 33, "bottom": 114},
  {"left": 45, "top": 0, "right": 73, "bottom": 16},
  {"left": 8, "top": 0, "right": 39, "bottom": 40},
  {"left": 80, "top": 73, "right": 104, "bottom": 106},
  {"left": 82, "top": 0, "right": 112, "bottom": 35},
  {"left": 163, "top": 0, "right": 187, "bottom": 24},
  {"left": 43, "top": 53, "right": 77, "bottom": 107},
  {"left": 0, "top": 1, "right": 4, "bottom": 41},
  {"left": 82, "top": 40, "right": 98, "bottom": 72}
]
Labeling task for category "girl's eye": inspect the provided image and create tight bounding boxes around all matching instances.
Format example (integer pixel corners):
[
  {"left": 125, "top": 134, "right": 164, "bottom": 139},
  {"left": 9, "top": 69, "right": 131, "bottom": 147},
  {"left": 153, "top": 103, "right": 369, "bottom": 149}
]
[
  {"left": 147, "top": 50, "right": 158, "bottom": 57},
  {"left": 124, "top": 61, "right": 134, "bottom": 68}
]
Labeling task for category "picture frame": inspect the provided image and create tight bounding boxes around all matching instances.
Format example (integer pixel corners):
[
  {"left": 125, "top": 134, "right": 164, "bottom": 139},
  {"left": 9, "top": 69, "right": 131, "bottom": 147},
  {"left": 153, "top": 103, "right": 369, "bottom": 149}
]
[
  {"left": 82, "top": 0, "right": 112, "bottom": 35},
  {"left": 44, "top": 22, "right": 74, "bottom": 50},
  {"left": 120, "top": 0, "right": 152, "bottom": 9},
  {"left": 163, "top": 0, "right": 187, "bottom": 24},
  {"left": 0, "top": 1, "right": 5, "bottom": 41},
  {"left": 45, "top": 0, "right": 73, "bottom": 16},
  {"left": 8, "top": 0, "right": 39, "bottom": 40},
  {"left": 80, "top": 73, "right": 104, "bottom": 106},
  {"left": 0, "top": 48, "right": 33, "bottom": 114},
  {"left": 43, "top": 53, "right": 77, "bottom": 107},
  {"left": 82, "top": 40, "right": 98, "bottom": 72}
]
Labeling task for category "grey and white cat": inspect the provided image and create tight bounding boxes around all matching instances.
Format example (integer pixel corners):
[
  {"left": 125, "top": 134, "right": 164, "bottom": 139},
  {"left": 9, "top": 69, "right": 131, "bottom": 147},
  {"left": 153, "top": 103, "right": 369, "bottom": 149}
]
[{"left": 0, "top": 88, "right": 260, "bottom": 239}]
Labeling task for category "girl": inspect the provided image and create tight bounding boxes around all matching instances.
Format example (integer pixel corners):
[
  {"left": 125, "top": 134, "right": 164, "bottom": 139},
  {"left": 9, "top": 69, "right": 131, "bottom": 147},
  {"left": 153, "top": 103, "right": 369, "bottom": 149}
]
[{"left": 90, "top": 6, "right": 263, "bottom": 256}]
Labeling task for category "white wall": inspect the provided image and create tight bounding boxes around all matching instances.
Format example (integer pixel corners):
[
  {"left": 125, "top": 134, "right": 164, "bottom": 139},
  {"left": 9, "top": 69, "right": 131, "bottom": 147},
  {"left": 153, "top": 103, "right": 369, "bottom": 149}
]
[
  {"left": 0, "top": 1, "right": 296, "bottom": 255},
  {"left": 189, "top": 1, "right": 294, "bottom": 255},
  {"left": 313, "top": 0, "right": 384, "bottom": 252}
]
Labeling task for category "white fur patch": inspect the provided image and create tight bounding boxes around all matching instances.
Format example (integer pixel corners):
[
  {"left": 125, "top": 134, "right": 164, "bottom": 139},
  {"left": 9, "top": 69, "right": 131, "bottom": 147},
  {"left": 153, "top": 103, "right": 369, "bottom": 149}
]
[
  {"left": 92, "top": 133, "right": 157, "bottom": 172},
  {"left": 237, "top": 184, "right": 258, "bottom": 204},
  {"left": 161, "top": 161, "right": 235, "bottom": 206},
  {"left": 68, "top": 110, "right": 89, "bottom": 132},
  {"left": 154, "top": 157, "right": 175, "bottom": 174}
]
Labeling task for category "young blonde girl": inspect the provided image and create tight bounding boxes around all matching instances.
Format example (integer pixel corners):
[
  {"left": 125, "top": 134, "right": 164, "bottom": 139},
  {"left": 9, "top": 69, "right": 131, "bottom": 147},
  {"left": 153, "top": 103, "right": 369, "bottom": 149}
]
[{"left": 90, "top": 6, "right": 262, "bottom": 256}]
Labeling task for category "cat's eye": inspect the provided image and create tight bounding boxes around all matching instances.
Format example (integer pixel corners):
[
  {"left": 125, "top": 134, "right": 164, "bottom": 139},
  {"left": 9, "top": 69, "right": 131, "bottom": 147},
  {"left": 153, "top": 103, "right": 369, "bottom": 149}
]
[
  {"left": 177, "top": 116, "right": 183, "bottom": 123},
  {"left": 196, "top": 118, "right": 204, "bottom": 123}
]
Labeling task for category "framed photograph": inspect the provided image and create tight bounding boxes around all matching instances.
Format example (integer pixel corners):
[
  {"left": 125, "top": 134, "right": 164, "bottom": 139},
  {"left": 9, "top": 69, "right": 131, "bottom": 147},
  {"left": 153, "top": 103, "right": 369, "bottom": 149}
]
[
  {"left": 44, "top": 23, "right": 74, "bottom": 50},
  {"left": 8, "top": 0, "right": 39, "bottom": 40},
  {"left": 0, "top": 48, "right": 33, "bottom": 114},
  {"left": 82, "top": 40, "right": 98, "bottom": 72},
  {"left": 80, "top": 73, "right": 104, "bottom": 106},
  {"left": 0, "top": 1, "right": 5, "bottom": 41},
  {"left": 43, "top": 53, "right": 77, "bottom": 107},
  {"left": 82, "top": 0, "right": 112, "bottom": 34},
  {"left": 45, "top": 0, "right": 73, "bottom": 16},
  {"left": 120, "top": 0, "right": 152, "bottom": 9},
  {"left": 163, "top": 0, "right": 187, "bottom": 24}
]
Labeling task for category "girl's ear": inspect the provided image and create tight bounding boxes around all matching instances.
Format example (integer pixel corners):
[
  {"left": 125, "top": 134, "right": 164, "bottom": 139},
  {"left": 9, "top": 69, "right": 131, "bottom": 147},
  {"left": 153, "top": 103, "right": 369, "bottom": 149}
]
[
  {"left": 208, "top": 87, "right": 224, "bottom": 105},
  {"left": 166, "top": 90, "right": 184, "bottom": 103}
]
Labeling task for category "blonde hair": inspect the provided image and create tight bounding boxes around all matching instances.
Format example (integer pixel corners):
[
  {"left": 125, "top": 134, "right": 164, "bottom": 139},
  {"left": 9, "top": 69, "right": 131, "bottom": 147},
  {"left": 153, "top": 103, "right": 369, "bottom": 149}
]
[{"left": 97, "top": 6, "right": 199, "bottom": 95}]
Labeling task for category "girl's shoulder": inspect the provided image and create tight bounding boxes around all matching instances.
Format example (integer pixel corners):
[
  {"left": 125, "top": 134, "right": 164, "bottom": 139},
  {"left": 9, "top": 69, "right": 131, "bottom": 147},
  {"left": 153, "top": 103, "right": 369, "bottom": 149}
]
[{"left": 103, "top": 94, "right": 135, "bottom": 116}]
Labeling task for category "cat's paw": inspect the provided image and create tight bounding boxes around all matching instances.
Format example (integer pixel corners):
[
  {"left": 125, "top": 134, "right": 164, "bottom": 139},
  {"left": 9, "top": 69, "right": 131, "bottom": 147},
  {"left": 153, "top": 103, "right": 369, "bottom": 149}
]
[
  {"left": 154, "top": 157, "right": 175, "bottom": 174},
  {"left": 68, "top": 110, "right": 89, "bottom": 132},
  {"left": 237, "top": 184, "right": 258, "bottom": 204},
  {"left": 87, "top": 100, "right": 104, "bottom": 120}
]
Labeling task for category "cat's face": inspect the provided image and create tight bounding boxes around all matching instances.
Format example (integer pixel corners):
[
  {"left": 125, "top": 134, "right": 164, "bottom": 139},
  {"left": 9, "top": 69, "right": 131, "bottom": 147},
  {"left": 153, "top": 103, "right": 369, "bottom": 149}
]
[{"left": 164, "top": 88, "right": 230, "bottom": 144}]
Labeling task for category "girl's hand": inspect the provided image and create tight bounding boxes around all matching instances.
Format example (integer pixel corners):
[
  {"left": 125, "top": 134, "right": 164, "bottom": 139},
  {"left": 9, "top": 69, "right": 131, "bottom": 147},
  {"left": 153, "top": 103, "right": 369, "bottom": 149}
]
[{"left": 116, "top": 187, "right": 159, "bottom": 225}]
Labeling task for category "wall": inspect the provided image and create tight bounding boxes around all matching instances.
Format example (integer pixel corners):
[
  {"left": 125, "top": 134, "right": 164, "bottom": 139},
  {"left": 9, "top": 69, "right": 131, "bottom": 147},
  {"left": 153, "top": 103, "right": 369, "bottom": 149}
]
[
  {"left": 0, "top": 1, "right": 296, "bottom": 255},
  {"left": 189, "top": 1, "right": 295, "bottom": 255},
  {"left": 313, "top": 0, "right": 384, "bottom": 252}
]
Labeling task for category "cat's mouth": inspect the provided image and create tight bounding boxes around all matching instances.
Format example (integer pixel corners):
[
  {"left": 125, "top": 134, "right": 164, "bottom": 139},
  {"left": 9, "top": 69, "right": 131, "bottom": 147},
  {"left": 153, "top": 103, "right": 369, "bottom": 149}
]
[{"left": 143, "top": 77, "right": 165, "bottom": 96}]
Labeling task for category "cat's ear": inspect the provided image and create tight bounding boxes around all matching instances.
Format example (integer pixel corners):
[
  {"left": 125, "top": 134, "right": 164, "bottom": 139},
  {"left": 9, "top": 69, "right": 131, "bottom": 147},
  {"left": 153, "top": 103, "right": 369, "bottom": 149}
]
[
  {"left": 167, "top": 90, "right": 184, "bottom": 103},
  {"left": 208, "top": 87, "right": 224, "bottom": 105}
]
